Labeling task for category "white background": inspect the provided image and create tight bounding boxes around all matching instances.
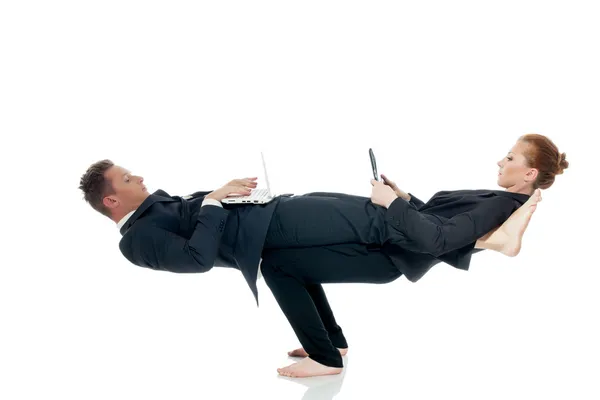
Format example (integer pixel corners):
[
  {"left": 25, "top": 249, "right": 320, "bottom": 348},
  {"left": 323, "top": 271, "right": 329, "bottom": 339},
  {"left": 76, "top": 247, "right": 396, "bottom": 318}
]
[{"left": 1, "top": 1, "right": 598, "bottom": 399}]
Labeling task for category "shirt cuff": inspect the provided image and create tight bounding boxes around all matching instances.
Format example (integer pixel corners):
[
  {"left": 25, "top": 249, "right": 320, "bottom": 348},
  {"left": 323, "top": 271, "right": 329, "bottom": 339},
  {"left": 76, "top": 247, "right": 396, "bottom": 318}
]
[{"left": 202, "top": 198, "right": 223, "bottom": 208}]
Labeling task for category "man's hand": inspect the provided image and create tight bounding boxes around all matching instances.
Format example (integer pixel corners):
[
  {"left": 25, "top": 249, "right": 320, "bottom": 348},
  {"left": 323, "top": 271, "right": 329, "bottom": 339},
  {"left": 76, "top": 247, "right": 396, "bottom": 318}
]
[
  {"left": 380, "top": 174, "right": 411, "bottom": 201},
  {"left": 206, "top": 177, "right": 258, "bottom": 202},
  {"left": 370, "top": 179, "right": 399, "bottom": 208}
]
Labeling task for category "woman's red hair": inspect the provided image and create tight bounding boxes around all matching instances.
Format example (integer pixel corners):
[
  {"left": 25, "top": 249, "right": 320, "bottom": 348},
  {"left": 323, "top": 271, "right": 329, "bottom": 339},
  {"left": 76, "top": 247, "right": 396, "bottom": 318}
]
[{"left": 519, "top": 133, "right": 569, "bottom": 189}]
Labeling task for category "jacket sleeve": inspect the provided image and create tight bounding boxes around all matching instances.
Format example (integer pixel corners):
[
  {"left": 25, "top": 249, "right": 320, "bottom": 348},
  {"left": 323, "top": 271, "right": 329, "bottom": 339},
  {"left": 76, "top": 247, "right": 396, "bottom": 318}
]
[
  {"left": 132, "top": 204, "right": 230, "bottom": 273},
  {"left": 385, "top": 195, "right": 516, "bottom": 257},
  {"left": 407, "top": 193, "right": 426, "bottom": 209}
]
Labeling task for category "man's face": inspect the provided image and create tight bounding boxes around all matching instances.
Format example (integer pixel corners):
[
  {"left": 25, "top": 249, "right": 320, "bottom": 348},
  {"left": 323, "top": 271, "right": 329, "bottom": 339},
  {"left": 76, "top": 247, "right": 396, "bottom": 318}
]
[{"left": 102, "top": 165, "right": 149, "bottom": 215}]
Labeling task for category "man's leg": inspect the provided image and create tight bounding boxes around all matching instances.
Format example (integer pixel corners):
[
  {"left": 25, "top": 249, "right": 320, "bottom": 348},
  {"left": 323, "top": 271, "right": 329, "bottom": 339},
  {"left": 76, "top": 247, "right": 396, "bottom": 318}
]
[
  {"left": 261, "top": 244, "right": 402, "bottom": 378},
  {"left": 263, "top": 194, "right": 387, "bottom": 249},
  {"left": 475, "top": 189, "right": 541, "bottom": 255}
]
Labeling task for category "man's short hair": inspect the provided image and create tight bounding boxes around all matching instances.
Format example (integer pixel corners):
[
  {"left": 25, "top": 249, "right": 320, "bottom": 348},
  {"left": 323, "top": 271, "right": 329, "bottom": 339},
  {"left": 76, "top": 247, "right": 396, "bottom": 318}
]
[{"left": 79, "top": 159, "right": 115, "bottom": 218}]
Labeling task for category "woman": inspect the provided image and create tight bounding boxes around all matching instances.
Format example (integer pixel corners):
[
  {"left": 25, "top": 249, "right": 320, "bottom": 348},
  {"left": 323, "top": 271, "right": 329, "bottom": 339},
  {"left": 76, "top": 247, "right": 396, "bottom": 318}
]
[{"left": 261, "top": 133, "right": 569, "bottom": 378}]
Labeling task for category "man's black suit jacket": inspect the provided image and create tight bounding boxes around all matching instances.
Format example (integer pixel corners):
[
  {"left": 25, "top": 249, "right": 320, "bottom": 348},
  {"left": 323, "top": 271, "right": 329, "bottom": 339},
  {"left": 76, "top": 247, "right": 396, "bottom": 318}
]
[
  {"left": 118, "top": 189, "right": 282, "bottom": 305},
  {"left": 118, "top": 188, "right": 530, "bottom": 305}
]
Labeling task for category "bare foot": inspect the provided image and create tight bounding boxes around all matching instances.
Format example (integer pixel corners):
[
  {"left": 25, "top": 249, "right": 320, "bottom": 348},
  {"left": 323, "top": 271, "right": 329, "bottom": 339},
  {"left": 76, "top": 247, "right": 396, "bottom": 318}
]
[
  {"left": 277, "top": 357, "right": 343, "bottom": 378},
  {"left": 288, "top": 347, "right": 348, "bottom": 358},
  {"left": 500, "top": 188, "right": 542, "bottom": 257}
]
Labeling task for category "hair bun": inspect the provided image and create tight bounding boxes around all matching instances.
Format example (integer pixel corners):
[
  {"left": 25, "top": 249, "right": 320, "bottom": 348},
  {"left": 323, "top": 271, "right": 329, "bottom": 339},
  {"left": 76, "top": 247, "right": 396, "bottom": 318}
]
[{"left": 557, "top": 152, "right": 569, "bottom": 174}]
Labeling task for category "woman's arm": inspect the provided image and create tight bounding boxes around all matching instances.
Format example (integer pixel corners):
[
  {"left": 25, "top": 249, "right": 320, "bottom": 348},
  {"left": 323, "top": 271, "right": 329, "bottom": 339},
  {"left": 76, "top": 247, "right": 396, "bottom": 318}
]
[
  {"left": 385, "top": 195, "right": 516, "bottom": 257},
  {"left": 380, "top": 174, "right": 426, "bottom": 209},
  {"left": 406, "top": 193, "right": 425, "bottom": 209}
]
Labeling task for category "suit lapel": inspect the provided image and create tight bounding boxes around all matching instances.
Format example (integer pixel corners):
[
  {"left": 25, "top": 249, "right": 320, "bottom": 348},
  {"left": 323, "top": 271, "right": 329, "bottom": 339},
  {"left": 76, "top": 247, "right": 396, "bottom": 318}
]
[
  {"left": 428, "top": 189, "right": 530, "bottom": 208},
  {"left": 183, "top": 190, "right": 213, "bottom": 200},
  {"left": 492, "top": 190, "right": 530, "bottom": 204},
  {"left": 119, "top": 189, "right": 178, "bottom": 235}
]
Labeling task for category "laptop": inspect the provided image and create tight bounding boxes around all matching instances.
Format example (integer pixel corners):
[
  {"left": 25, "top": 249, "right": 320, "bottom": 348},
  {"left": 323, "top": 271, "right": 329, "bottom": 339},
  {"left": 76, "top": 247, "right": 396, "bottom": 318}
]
[{"left": 222, "top": 152, "right": 278, "bottom": 204}]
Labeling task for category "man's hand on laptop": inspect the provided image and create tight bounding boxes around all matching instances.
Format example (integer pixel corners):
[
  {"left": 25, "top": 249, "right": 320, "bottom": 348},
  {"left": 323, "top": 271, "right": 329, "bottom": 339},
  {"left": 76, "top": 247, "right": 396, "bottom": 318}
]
[{"left": 205, "top": 177, "right": 258, "bottom": 202}]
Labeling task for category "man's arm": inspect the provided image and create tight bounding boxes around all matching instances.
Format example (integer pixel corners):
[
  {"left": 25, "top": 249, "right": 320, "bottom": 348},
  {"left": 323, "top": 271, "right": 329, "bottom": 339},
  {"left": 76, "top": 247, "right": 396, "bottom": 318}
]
[
  {"left": 385, "top": 195, "right": 516, "bottom": 257},
  {"left": 128, "top": 176, "right": 259, "bottom": 272},
  {"left": 132, "top": 201, "right": 229, "bottom": 273}
]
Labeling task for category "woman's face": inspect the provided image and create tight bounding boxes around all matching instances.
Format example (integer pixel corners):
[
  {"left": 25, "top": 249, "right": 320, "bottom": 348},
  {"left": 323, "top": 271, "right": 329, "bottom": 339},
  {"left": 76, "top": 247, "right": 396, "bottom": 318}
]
[{"left": 497, "top": 141, "right": 537, "bottom": 190}]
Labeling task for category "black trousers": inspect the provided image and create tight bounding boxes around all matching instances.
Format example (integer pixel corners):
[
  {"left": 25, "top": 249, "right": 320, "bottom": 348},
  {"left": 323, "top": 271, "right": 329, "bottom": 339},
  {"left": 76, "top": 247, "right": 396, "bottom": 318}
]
[
  {"left": 263, "top": 192, "right": 388, "bottom": 249},
  {"left": 260, "top": 244, "right": 403, "bottom": 368}
]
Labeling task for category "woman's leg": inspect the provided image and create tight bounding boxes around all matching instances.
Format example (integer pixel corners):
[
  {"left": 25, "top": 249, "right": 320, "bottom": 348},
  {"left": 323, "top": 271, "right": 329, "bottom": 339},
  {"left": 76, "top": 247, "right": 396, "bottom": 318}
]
[
  {"left": 260, "top": 244, "right": 402, "bottom": 378},
  {"left": 306, "top": 284, "right": 348, "bottom": 350},
  {"left": 288, "top": 284, "right": 349, "bottom": 357}
]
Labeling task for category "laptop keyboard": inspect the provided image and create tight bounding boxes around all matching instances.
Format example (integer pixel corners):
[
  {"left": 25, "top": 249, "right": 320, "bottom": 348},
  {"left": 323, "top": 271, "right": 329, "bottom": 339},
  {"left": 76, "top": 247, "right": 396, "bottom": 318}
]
[{"left": 241, "top": 188, "right": 269, "bottom": 200}]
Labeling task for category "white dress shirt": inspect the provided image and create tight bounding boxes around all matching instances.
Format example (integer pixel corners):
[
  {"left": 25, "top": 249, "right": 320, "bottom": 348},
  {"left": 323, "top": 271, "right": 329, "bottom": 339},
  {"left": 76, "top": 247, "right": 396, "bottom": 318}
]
[{"left": 116, "top": 196, "right": 264, "bottom": 279}]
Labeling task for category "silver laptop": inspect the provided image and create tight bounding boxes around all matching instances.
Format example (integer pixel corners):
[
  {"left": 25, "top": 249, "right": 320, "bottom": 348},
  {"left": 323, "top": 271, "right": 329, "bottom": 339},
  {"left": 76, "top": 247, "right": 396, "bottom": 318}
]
[{"left": 222, "top": 152, "right": 277, "bottom": 204}]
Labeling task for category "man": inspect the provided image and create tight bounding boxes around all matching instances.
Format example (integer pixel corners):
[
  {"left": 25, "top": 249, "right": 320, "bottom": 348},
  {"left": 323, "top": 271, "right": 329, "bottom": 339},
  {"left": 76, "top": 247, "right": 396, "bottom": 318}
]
[{"left": 79, "top": 159, "right": 540, "bottom": 378}]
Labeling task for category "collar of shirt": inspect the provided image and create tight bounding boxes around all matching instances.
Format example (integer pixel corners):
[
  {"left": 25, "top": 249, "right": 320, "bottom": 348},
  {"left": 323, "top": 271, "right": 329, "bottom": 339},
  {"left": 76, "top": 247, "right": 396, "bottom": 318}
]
[{"left": 116, "top": 209, "right": 136, "bottom": 231}]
